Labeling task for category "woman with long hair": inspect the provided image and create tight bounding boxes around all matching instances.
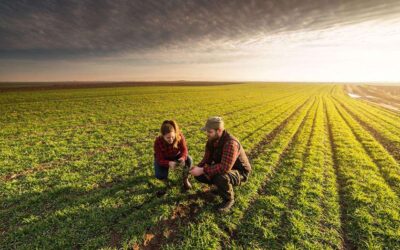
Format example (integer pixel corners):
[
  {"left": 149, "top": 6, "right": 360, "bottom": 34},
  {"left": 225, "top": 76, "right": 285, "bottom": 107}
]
[{"left": 153, "top": 120, "right": 192, "bottom": 194}]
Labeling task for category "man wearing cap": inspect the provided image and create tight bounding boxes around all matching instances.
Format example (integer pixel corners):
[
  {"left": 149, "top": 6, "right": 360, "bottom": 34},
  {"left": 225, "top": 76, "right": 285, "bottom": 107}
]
[{"left": 189, "top": 116, "right": 252, "bottom": 212}]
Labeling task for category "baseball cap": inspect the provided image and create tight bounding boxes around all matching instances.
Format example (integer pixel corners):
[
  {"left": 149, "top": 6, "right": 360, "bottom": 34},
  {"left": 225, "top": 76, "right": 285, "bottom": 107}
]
[{"left": 201, "top": 116, "right": 224, "bottom": 131}]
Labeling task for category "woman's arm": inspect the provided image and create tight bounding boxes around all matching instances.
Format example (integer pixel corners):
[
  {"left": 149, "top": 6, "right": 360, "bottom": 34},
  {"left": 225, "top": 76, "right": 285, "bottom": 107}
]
[
  {"left": 178, "top": 133, "right": 188, "bottom": 162},
  {"left": 154, "top": 137, "right": 170, "bottom": 167}
]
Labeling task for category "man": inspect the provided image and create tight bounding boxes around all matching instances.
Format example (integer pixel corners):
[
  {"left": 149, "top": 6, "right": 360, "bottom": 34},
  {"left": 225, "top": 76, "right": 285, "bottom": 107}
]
[{"left": 189, "top": 116, "right": 252, "bottom": 212}]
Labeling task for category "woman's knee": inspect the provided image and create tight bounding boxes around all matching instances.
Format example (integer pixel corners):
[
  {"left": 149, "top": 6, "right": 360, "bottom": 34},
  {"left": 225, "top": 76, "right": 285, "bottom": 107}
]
[
  {"left": 185, "top": 155, "right": 193, "bottom": 167},
  {"left": 154, "top": 161, "right": 168, "bottom": 180},
  {"left": 155, "top": 169, "right": 168, "bottom": 180},
  {"left": 155, "top": 174, "right": 167, "bottom": 180}
]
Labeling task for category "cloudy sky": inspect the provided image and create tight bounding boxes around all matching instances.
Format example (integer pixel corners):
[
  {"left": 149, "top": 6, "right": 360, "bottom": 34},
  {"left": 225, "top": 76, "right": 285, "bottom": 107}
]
[{"left": 1, "top": 0, "right": 400, "bottom": 82}]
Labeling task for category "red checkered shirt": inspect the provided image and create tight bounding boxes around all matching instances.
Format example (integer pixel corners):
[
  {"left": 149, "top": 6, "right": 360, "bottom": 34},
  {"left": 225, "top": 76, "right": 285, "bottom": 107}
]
[
  {"left": 154, "top": 133, "right": 188, "bottom": 168},
  {"left": 198, "top": 138, "right": 240, "bottom": 177}
]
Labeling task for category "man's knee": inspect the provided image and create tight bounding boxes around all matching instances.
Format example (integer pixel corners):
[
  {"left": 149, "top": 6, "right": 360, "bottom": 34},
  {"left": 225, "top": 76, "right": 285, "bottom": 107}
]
[
  {"left": 212, "top": 173, "right": 234, "bottom": 200},
  {"left": 213, "top": 171, "right": 241, "bottom": 187},
  {"left": 194, "top": 174, "right": 212, "bottom": 184},
  {"left": 212, "top": 173, "right": 230, "bottom": 188}
]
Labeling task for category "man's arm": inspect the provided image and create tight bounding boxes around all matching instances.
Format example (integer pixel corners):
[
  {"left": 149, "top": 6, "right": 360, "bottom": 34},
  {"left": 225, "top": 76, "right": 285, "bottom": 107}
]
[
  {"left": 203, "top": 140, "right": 239, "bottom": 177},
  {"left": 190, "top": 144, "right": 211, "bottom": 177}
]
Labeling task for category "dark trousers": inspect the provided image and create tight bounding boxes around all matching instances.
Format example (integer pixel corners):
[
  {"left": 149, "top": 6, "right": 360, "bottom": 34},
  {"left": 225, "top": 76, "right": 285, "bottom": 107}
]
[
  {"left": 154, "top": 155, "right": 193, "bottom": 180},
  {"left": 194, "top": 169, "right": 243, "bottom": 201}
]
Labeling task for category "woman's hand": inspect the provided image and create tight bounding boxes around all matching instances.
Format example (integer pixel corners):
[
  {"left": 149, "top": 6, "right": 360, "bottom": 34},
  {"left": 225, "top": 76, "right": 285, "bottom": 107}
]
[
  {"left": 177, "top": 158, "right": 185, "bottom": 167},
  {"left": 168, "top": 161, "right": 177, "bottom": 169}
]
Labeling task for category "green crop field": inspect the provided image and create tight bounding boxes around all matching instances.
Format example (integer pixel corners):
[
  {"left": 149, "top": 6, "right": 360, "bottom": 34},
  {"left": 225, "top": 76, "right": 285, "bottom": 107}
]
[{"left": 1, "top": 83, "right": 400, "bottom": 249}]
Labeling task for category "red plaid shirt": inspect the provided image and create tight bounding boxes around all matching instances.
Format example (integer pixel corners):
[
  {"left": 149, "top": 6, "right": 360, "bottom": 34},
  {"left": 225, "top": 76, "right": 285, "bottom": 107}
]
[
  {"left": 198, "top": 137, "right": 240, "bottom": 177},
  {"left": 154, "top": 133, "right": 188, "bottom": 168}
]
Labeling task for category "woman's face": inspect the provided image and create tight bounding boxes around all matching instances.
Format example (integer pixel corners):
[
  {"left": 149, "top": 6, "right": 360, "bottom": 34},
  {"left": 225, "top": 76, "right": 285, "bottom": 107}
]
[{"left": 163, "top": 131, "right": 176, "bottom": 144}]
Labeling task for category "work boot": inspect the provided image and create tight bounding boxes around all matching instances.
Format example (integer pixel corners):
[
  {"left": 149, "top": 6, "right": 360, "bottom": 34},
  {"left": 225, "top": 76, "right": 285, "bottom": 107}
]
[
  {"left": 156, "top": 189, "right": 166, "bottom": 197},
  {"left": 183, "top": 176, "right": 192, "bottom": 190},
  {"left": 182, "top": 164, "right": 192, "bottom": 191},
  {"left": 216, "top": 198, "right": 235, "bottom": 213},
  {"left": 156, "top": 179, "right": 170, "bottom": 197}
]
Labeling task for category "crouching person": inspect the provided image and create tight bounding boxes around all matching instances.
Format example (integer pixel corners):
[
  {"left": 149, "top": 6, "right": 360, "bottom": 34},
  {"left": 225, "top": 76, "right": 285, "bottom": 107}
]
[
  {"left": 189, "top": 117, "right": 251, "bottom": 213},
  {"left": 154, "top": 120, "right": 192, "bottom": 195}
]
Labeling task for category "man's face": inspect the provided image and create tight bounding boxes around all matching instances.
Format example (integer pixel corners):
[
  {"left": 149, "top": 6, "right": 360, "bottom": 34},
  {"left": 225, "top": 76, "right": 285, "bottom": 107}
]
[{"left": 206, "top": 128, "right": 220, "bottom": 141}]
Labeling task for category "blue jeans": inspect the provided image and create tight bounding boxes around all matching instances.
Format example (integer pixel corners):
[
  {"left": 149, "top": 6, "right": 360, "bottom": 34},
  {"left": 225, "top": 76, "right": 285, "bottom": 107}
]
[{"left": 154, "top": 155, "right": 193, "bottom": 180}]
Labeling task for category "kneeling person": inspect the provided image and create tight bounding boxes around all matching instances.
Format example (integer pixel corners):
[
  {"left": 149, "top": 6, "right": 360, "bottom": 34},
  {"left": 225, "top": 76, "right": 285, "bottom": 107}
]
[
  {"left": 154, "top": 120, "right": 192, "bottom": 194},
  {"left": 190, "top": 116, "right": 252, "bottom": 212}
]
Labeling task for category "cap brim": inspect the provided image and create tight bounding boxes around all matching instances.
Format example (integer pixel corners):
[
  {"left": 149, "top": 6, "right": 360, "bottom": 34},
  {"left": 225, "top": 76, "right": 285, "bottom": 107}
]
[{"left": 200, "top": 126, "right": 207, "bottom": 131}]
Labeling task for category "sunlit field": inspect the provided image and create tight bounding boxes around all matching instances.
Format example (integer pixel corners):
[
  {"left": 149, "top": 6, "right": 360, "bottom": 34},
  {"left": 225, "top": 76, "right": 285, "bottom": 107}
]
[{"left": 1, "top": 83, "right": 400, "bottom": 249}]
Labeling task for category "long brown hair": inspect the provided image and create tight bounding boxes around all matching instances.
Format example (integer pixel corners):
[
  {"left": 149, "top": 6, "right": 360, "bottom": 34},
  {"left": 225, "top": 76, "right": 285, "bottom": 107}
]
[{"left": 160, "top": 120, "right": 182, "bottom": 148}]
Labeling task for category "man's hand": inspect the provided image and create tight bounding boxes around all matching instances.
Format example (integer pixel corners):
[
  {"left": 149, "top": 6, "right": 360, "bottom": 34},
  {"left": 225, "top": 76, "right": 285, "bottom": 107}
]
[
  {"left": 168, "top": 161, "right": 177, "bottom": 169},
  {"left": 189, "top": 166, "right": 204, "bottom": 176}
]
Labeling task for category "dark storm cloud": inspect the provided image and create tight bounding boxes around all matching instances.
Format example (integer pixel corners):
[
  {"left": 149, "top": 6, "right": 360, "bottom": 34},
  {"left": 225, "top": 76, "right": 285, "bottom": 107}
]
[{"left": 0, "top": 0, "right": 399, "bottom": 60}]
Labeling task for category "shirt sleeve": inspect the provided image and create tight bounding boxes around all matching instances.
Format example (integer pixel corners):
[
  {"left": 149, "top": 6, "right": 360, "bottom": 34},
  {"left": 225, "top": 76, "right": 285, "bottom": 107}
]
[
  {"left": 154, "top": 138, "right": 170, "bottom": 168},
  {"left": 203, "top": 140, "right": 239, "bottom": 177},
  {"left": 178, "top": 133, "right": 188, "bottom": 161}
]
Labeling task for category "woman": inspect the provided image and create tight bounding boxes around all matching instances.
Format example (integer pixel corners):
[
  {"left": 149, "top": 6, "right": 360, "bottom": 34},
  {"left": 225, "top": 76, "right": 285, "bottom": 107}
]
[{"left": 153, "top": 120, "right": 192, "bottom": 193}]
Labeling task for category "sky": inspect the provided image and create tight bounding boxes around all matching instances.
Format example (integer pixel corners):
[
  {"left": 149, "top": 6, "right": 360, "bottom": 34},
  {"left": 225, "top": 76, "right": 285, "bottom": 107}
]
[{"left": 1, "top": 0, "right": 400, "bottom": 83}]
